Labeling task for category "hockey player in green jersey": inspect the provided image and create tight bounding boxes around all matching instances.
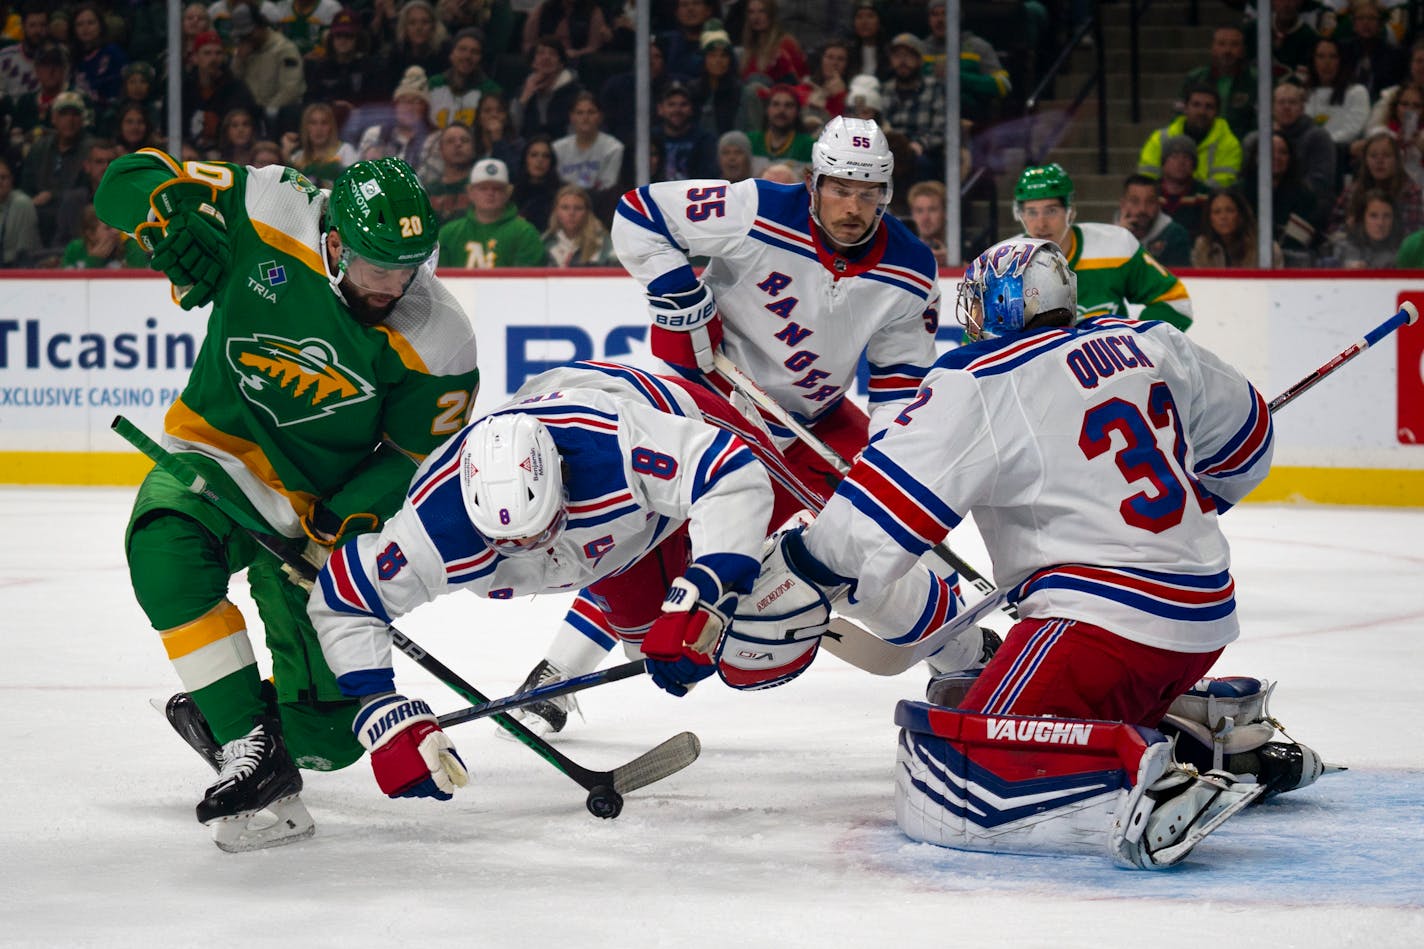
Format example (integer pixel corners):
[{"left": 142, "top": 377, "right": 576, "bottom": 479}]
[
  {"left": 95, "top": 150, "right": 480, "bottom": 851},
  {"left": 1014, "top": 163, "right": 1194, "bottom": 331}
]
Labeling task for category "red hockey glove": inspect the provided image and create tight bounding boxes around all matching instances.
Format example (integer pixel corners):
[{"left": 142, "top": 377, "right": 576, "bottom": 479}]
[
  {"left": 353, "top": 694, "right": 469, "bottom": 800},
  {"left": 643, "top": 565, "right": 736, "bottom": 696},
  {"left": 648, "top": 281, "right": 722, "bottom": 373}
]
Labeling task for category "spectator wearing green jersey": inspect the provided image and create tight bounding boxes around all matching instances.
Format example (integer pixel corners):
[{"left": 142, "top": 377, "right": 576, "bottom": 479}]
[{"left": 437, "top": 156, "right": 546, "bottom": 267}]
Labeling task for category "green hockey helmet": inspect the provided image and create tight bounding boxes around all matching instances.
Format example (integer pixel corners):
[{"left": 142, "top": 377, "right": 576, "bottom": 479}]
[
  {"left": 1014, "top": 163, "right": 1074, "bottom": 207},
  {"left": 329, "top": 157, "right": 438, "bottom": 269}
]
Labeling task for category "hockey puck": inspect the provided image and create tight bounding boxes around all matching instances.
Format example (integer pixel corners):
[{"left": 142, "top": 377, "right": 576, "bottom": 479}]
[{"left": 585, "top": 786, "right": 623, "bottom": 819}]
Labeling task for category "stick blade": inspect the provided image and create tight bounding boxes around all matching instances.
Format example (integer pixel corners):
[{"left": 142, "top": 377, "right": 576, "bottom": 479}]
[{"left": 610, "top": 731, "right": 702, "bottom": 795}]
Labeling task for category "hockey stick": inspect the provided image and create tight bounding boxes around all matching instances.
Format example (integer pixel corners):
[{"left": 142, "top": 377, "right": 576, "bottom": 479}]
[
  {"left": 708, "top": 351, "right": 1016, "bottom": 618},
  {"left": 110, "top": 416, "right": 700, "bottom": 818},
  {"left": 436, "top": 660, "right": 648, "bottom": 728},
  {"left": 1268, "top": 302, "right": 1418, "bottom": 412},
  {"left": 814, "top": 301, "right": 1424, "bottom": 675}
]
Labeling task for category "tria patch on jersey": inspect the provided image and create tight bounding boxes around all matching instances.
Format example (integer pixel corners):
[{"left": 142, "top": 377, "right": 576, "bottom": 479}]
[{"left": 226, "top": 333, "right": 376, "bottom": 426}]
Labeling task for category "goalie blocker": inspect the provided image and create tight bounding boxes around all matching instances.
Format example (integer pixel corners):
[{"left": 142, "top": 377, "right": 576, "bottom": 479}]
[{"left": 894, "top": 701, "right": 1263, "bottom": 869}]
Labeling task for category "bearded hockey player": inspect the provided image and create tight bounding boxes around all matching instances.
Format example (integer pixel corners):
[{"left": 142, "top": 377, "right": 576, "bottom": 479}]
[
  {"left": 741, "top": 237, "right": 1327, "bottom": 868},
  {"left": 96, "top": 151, "right": 479, "bottom": 851},
  {"left": 1015, "top": 162, "right": 1194, "bottom": 330}
]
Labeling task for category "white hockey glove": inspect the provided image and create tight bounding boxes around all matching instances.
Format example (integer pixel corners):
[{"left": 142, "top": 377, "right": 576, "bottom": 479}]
[
  {"left": 643, "top": 564, "right": 736, "bottom": 696},
  {"left": 353, "top": 693, "right": 469, "bottom": 801},
  {"left": 723, "top": 527, "right": 850, "bottom": 690},
  {"left": 648, "top": 280, "right": 722, "bottom": 373}
]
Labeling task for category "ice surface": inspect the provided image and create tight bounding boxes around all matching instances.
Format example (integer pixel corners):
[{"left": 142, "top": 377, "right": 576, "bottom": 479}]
[{"left": 2, "top": 488, "right": 1421, "bottom": 947}]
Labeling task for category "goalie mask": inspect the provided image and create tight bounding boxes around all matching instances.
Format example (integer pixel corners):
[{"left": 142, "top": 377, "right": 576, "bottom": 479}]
[
  {"left": 808, "top": 116, "right": 893, "bottom": 248},
  {"left": 957, "top": 237, "right": 1077, "bottom": 341},
  {"left": 458, "top": 414, "right": 568, "bottom": 557}
]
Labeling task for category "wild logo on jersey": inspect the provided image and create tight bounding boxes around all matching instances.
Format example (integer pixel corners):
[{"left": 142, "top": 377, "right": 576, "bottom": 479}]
[
  {"left": 226, "top": 333, "right": 376, "bottom": 427},
  {"left": 280, "top": 166, "right": 319, "bottom": 199}
]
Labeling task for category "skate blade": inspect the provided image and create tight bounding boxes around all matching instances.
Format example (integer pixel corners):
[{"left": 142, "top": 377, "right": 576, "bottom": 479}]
[
  {"left": 206, "top": 794, "right": 315, "bottom": 853},
  {"left": 1322, "top": 763, "right": 1349, "bottom": 776},
  {"left": 1151, "top": 781, "right": 1263, "bottom": 868}
]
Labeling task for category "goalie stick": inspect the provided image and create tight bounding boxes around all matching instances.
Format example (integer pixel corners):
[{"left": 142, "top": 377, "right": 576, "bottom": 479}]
[
  {"left": 709, "top": 352, "right": 1016, "bottom": 619},
  {"left": 110, "top": 415, "right": 700, "bottom": 819},
  {"left": 814, "top": 301, "right": 1423, "bottom": 676}
]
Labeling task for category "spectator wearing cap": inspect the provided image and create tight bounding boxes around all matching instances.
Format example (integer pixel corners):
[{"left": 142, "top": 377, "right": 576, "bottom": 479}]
[
  {"left": 358, "top": 65, "right": 436, "bottom": 168},
  {"left": 883, "top": 31, "right": 945, "bottom": 178},
  {"left": 1156, "top": 133, "right": 1214, "bottom": 236},
  {"left": 740, "top": 0, "right": 806, "bottom": 87},
  {"left": 654, "top": 81, "right": 718, "bottom": 180},
  {"left": 303, "top": 6, "right": 380, "bottom": 106},
  {"left": 689, "top": 18, "right": 742, "bottom": 135},
  {"left": 20, "top": 89, "right": 93, "bottom": 246},
  {"left": 517, "top": 36, "right": 583, "bottom": 140},
  {"left": 718, "top": 129, "right": 753, "bottom": 182},
  {"left": 849, "top": 0, "right": 893, "bottom": 81},
  {"left": 0, "top": 1, "right": 54, "bottom": 100},
  {"left": 845, "top": 72, "right": 883, "bottom": 121},
  {"left": 748, "top": 82, "right": 813, "bottom": 176},
  {"left": 429, "top": 27, "right": 502, "bottom": 130},
  {"left": 10, "top": 45, "right": 90, "bottom": 147},
  {"left": 437, "top": 156, "right": 547, "bottom": 267},
  {"left": 69, "top": 3, "right": 128, "bottom": 107},
  {"left": 99, "top": 61, "right": 163, "bottom": 140},
  {"left": 553, "top": 90, "right": 623, "bottom": 198},
  {"left": 0, "top": 156, "right": 43, "bottom": 268},
  {"left": 262, "top": 0, "right": 344, "bottom": 58},
  {"left": 182, "top": 26, "right": 260, "bottom": 154},
  {"left": 1137, "top": 81, "right": 1242, "bottom": 187},
  {"left": 230, "top": 3, "right": 305, "bottom": 135},
  {"left": 1116, "top": 172, "right": 1193, "bottom": 268},
  {"left": 660, "top": 0, "right": 714, "bottom": 83}
]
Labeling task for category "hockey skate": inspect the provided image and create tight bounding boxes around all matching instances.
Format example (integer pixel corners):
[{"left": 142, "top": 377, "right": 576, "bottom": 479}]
[
  {"left": 1159, "top": 676, "right": 1339, "bottom": 803},
  {"left": 1114, "top": 765, "right": 1264, "bottom": 869},
  {"left": 160, "top": 692, "right": 223, "bottom": 772},
  {"left": 503, "top": 659, "right": 581, "bottom": 737},
  {"left": 196, "top": 717, "right": 313, "bottom": 853}
]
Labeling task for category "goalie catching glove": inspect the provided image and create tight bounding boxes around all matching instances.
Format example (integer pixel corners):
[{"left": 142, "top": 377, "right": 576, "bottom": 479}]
[
  {"left": 353, "top": 693, "right": 469, "bottom": 800},
  {"left": 643, "top": 564, "right": 736, "bottom": 696},
  {"left": 136, "top": 177, "right": 231, "bottom": 310},
  {"left": 648, "top": 280, "right": 722, "bottom": 373}
]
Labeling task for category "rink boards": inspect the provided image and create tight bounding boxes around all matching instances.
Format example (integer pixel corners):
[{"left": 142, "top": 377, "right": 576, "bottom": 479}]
[{"left": 1, "top": 268, "right": 1421, "bottom": 506}]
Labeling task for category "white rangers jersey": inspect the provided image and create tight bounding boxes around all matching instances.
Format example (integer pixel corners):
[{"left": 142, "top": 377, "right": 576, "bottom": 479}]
[
  {"left": 310, "top": 362, "right": 774, "bottom": 697},
  {"left": 805, "top": 318, "right": 1275, "bottom": 653},
  {"left": 612, "top": 178, "right": 941, "bottom": 443}
]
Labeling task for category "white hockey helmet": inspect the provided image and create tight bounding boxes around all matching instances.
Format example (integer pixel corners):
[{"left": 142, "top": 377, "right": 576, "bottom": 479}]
[
  {"left": 458, "top": 414, "right": 567, "bottom": 557},
  {"left": 808, "top": 116, "right": 894, "bottom": 246},
  {"left": 957, "top": 237, "right": 1078, "bottom": 341}
]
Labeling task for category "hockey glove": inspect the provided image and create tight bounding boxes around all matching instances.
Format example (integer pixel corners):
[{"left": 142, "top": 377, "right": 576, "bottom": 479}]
[
  {"left": 648, "top": 281, "right": 722, "bottom": 373},
  {"left": 139, "top": 178, "right": 230, "bottom": 310},
  {"left": 354, "top": 693, "right": 469, "bottom": 800},
  {"left": 643, "top": 564, "right": 736, "bottom": 696},
  {"left": 299, "top": 503, "right": 380, "bottom": 567}
]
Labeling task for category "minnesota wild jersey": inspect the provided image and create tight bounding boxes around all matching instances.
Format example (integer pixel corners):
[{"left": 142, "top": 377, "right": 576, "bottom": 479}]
[
  {"left": 1064, "top": 222, "right": 1193, "bottom": 331},
  {"left": 95, "top": 149, "right": 481, "bottom": 536}
]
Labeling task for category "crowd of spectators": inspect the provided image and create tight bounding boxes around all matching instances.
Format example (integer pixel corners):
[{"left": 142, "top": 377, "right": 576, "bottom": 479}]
[
  {"left": 0, "top": 0, "right": 1017, "bottom": 269},
  {"left": 1125, "top": 0, "right": 1424, "bottom": 270},
  {"left": 6, "top": 0, "right": 1424, "bottom": 272}
]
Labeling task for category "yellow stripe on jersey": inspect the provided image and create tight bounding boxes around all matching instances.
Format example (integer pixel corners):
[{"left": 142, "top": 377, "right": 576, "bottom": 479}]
[
  {"left": 1152, "top": 282, "right": 1191, "bottom": 303},
  {"left": 1074, "top": 257, "right": 1132, "bottom": 270},
  {"left": 164, "top": 397, "right": 319, "bottom": 516},
  {"left": 373, "top": 325, "right": 431, "bottom": 374},
  {"left": 163, "top": 600, "right": 259, "bottom": 693},
  {"left": 136, "top": 147, "right": 183, "bottom": 175},
  {"left": 161, "top": 599, "right": 247, "bottom": 659},
  {"left": 251, "top": 218, "right": 327, "bottom": 275}
]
